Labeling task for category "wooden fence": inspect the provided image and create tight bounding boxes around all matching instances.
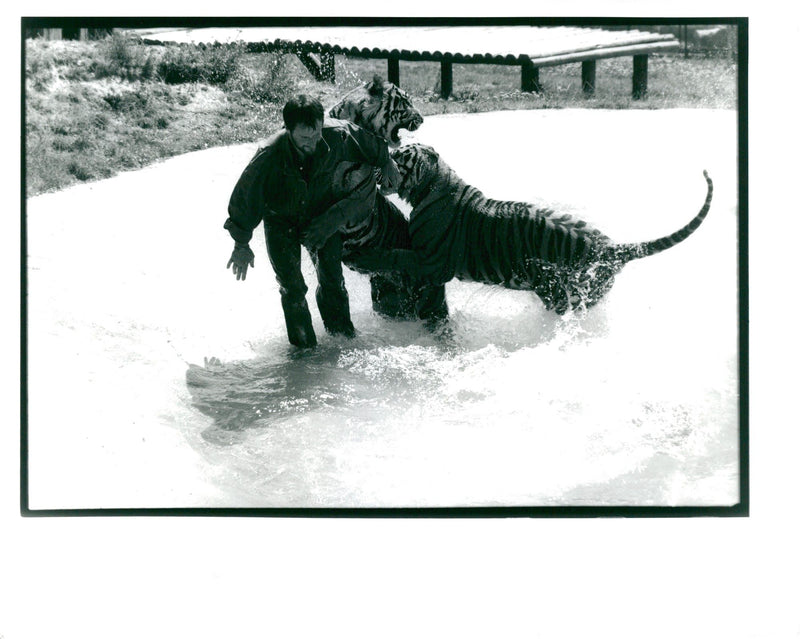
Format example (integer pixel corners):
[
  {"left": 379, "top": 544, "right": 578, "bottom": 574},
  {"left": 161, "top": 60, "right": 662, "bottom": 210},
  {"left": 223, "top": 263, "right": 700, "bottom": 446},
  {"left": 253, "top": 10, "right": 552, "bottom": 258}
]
[{"left": 140, "top": 26, "right": 681, "bottom": 100}]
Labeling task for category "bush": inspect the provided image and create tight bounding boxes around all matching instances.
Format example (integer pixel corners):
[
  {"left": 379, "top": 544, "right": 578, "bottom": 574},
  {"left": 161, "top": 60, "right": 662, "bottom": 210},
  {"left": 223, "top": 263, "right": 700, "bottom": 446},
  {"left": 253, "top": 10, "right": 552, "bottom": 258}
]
[
  {"left": 93, "top": 112, "right": 110, "bottom": 129},
  {"left": 225, "top": 53, "right": 296, "bottom": 104},
  {"left": 453, "top": 85, "right": 480, "bottom": 101},
  {"left": 103, "top": 90, "right": 149, "bottom": 113},
  {"left": 67, "top": 160, "right": 93, "bottom": 181},
  {"left": 156, "top": 44, "right": 240, "bottom": 85},
  {"left": 50, "top": 118, "right": 74, "bottom": 135},
  {"left": 25, "top": 41, "right": 62, "bottom": 89},
  {"left": 105, "top": 33, "right": 137, "bottom": 70},
  {"left": 141, "top": 52, "right": 156, "bottom": 80},
  {"left": 95, "top": 33, "right": 153, "bottom": 81}
]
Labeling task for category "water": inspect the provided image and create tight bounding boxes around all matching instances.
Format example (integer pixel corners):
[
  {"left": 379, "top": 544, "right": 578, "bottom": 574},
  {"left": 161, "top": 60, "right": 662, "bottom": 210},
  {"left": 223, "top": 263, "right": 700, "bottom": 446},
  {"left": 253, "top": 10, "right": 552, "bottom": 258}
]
[
  {"left": 182, "top": 266, "right": 738, "bottom": 508},
  {"left": 25, "top": 109, "right": 740, "bottom": 509}
]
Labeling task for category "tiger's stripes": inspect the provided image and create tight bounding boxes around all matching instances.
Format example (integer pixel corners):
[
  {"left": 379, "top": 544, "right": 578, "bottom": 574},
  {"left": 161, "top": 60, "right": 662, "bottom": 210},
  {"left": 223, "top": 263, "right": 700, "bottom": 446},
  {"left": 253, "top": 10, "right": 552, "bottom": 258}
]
[
  {"left": 388, "top": 143, "right": 713, "bottom": 315},
  {"left": 328, "top": 75, "right": 423, "bottom": 145},
  {"left": 325, "top": 78, "right": 446, "bottom": 321}
]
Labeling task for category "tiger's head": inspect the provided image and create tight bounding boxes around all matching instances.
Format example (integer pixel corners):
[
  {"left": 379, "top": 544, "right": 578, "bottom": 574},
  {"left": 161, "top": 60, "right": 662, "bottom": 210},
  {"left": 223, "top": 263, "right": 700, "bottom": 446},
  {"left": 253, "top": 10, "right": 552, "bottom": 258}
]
[
  {"left": 328, "top": 75, "right": 423, "bottom": 146},
  {"left": 390, "top": 143, "right": 443, "bottom": 205}
]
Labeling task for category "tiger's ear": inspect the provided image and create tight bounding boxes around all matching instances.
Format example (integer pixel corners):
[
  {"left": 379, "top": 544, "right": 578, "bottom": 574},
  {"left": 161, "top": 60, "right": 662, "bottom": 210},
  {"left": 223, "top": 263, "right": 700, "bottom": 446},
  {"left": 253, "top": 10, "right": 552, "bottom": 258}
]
[
  {"left": 333, "top": 100, "right": 361, "bottom": 123},
  {"left": 367, "top": 75, "right": 385, "bottom": 97}
]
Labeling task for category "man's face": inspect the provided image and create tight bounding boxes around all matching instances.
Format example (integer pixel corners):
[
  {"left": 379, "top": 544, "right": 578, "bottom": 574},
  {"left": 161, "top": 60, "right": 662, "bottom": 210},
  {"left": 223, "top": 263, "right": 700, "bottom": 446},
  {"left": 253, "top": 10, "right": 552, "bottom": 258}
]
[{"left": 289, "top": 121, "right": 323, "bottom": 158}]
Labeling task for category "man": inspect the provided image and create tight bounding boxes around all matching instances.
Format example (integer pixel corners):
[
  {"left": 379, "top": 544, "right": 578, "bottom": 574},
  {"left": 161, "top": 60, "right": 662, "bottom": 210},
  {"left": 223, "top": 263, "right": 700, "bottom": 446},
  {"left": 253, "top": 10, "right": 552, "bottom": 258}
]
[{"left": 224, "top": 94, "right": 401, "bottom": 349}]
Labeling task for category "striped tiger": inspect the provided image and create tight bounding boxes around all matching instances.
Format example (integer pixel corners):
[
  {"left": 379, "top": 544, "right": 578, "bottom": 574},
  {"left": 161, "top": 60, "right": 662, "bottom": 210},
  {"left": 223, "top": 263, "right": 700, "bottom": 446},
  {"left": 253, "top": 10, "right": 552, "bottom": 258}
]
[
  {"left": 326, "top": 77, "right": 447, "bottom": 321},
  {"left": 374, "top": 143, "right": 713, "bottom": 317},
  {"left": 328, "top": 75, "right": 423, "bottom": 145}
]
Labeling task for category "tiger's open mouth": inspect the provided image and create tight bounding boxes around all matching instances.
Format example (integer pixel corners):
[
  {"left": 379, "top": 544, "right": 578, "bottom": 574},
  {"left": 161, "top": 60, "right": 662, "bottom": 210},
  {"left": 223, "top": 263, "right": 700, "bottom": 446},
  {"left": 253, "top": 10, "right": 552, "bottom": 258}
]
[{"left": 389, "top": 115, "right": 423, "bottom": 146}]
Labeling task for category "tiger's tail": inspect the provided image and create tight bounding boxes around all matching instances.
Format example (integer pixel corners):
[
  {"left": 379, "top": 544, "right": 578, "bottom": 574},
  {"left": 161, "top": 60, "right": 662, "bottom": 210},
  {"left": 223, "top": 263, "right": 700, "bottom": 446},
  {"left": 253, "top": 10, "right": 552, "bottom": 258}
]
[{"left": 610, "top": 170, "right": 713, "bottom": 264}]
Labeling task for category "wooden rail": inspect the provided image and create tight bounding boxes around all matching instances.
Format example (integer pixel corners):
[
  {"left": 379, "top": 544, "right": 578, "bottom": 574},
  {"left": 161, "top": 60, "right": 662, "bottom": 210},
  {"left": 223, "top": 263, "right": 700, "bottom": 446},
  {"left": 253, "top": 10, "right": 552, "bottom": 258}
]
[{"left": 139, "top": 26, "right": 681, "bottom": 100}]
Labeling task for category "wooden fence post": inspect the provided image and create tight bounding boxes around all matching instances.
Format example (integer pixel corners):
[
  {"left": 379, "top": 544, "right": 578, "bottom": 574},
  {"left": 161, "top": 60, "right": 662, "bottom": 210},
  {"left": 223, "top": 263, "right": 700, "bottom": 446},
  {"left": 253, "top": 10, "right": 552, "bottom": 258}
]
[
  {"left": 388, "top": 53, "right": 400, "bottom": 86},
  {"left": 520, "top": 58, "right": 541, "bottom": 93},
  {"left": 581, "top": 59, "right": 596, "bottom": 96},
  {"left": 683, "top": 25, "right": 689, "bottom": 58},
  {"left": 632, "top": 54, "right": 648, "bottom": 100},
  {"left": 440, "top": 59, "right": 453, "bottom": 99}
]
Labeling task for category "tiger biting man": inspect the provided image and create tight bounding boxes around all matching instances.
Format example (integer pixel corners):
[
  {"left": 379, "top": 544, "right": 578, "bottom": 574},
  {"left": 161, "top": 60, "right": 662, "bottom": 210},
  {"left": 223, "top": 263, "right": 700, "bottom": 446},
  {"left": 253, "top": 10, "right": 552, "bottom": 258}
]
[
  {"left": 356, "top": 142, "right": 713, "bottom": 321},
  {"left": 324, "top": 77, "right": 448, "bottom": 324}
]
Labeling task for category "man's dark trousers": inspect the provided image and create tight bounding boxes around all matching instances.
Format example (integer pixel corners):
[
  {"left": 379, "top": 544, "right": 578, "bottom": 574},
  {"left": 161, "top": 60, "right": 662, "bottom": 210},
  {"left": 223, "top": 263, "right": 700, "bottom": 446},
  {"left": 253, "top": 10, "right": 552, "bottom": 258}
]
[{"left": 265, "top": 221, "right": 354, "bottom": 348}]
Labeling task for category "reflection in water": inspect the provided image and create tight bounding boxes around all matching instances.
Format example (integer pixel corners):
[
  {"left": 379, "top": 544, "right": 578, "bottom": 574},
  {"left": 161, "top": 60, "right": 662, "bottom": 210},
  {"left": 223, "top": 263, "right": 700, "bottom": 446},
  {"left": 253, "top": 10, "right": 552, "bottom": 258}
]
[
  {"left": 186, "top": 351, "right": 369, "bottom": 433},
  {"left": 185, "top": 328, "right": 458, "bottom": 443}
]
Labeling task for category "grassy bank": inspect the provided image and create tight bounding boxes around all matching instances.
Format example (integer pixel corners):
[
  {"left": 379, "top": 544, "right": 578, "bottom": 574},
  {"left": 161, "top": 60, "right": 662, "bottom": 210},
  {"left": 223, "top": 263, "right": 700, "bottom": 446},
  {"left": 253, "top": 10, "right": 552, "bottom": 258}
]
[{"left": 24, "top": 33, "right": 738, "bottom": 197}]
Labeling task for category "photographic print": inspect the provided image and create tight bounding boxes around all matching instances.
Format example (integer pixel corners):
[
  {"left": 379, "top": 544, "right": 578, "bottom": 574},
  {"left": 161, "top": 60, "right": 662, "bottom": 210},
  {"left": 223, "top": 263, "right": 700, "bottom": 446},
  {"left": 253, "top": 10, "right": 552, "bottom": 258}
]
[{"left": 21, "top": 17, "right": 746, "bottom": 514}]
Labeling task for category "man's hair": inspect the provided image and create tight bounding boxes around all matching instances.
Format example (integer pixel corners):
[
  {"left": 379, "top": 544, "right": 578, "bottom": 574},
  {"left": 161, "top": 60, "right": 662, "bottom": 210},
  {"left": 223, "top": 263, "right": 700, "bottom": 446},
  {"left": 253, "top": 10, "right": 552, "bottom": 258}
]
[{"left": 282, "top": 94, "right": 325, "bottom": 131}]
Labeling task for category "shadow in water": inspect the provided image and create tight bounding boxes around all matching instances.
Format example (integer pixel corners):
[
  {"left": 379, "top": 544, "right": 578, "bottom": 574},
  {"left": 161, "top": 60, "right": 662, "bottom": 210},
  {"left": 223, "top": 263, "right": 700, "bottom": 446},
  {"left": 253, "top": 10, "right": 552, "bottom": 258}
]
[
  {"left": 186, "top": 347, "right": 366, "bottom": 434},
  {"left": 185, "top": 328, "right": 455, "bottom": 443},
  {"left": 185, "top": 299, "right": 608, "bottom": 445}
]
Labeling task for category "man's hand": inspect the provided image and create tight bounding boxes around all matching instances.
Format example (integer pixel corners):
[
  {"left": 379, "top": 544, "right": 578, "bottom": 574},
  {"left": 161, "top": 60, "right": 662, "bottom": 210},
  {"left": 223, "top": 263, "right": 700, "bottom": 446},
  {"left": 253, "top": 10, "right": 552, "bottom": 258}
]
[
  {"left": 227, "top": 242, "right": 255, "bottom": 280},
  {"left": 302, "top": 211, "right": 342, "bottom": 252},
  {"left": 379, "top": 157, "right": 401, "bottom": 195}
]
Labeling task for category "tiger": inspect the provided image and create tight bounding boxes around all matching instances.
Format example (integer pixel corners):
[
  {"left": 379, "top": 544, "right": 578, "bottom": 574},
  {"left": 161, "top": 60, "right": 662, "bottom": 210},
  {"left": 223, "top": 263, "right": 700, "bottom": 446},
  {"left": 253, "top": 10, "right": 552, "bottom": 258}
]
[
  {"left": 356, "top": 142, "right": 713, "bottom": 319},
  {"left": 325, "top": 77, "right": 447, "bottom": 321},
  {"left": 327, "top": 74, "right": 423, "bottom": 145}
]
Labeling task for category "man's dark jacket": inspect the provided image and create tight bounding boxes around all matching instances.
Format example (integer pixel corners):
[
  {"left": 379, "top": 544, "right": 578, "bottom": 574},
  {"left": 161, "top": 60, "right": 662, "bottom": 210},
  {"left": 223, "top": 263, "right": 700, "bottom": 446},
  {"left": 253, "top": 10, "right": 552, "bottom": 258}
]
[{"left": 224, "top": 118, "right": 390, "bottom": 244}]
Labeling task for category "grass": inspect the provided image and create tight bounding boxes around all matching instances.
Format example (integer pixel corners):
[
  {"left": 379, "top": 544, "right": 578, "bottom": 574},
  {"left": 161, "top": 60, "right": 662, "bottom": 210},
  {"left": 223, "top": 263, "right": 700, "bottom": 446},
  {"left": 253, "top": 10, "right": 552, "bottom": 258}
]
[
  {"left": 24, "top": 32, "right": 738, "bottom": 197},
  {"left": 341, "top": 55, "right": 737, "bottom": 113}
]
